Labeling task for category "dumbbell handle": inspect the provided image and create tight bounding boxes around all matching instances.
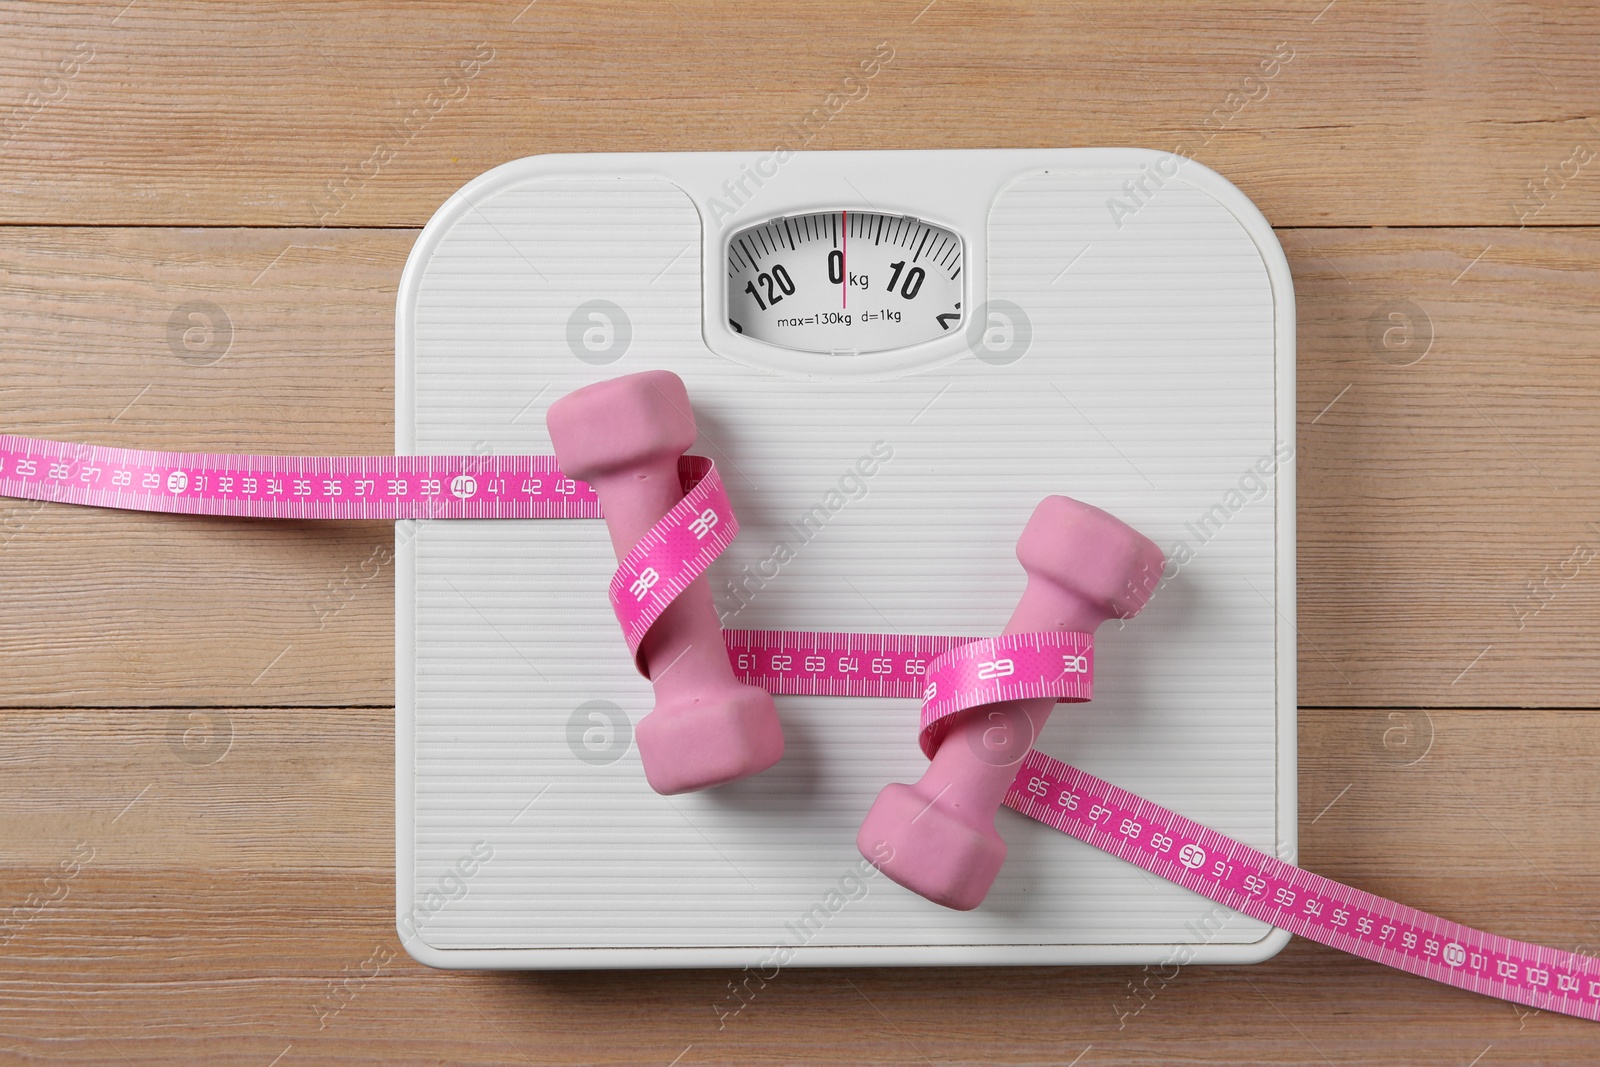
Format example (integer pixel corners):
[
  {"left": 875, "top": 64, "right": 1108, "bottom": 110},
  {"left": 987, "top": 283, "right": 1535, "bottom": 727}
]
[
  {"left": 584, "top": 458, "right": 682, "bottom": 561},
  {"left": 583, "top": 461, "right": 735, "bottom": 692}
]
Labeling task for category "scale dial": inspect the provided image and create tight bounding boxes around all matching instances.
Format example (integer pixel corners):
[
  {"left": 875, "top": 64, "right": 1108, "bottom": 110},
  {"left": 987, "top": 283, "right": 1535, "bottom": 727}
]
[{"left": 726, "top": 211, "right": 963, "bottom": 354}]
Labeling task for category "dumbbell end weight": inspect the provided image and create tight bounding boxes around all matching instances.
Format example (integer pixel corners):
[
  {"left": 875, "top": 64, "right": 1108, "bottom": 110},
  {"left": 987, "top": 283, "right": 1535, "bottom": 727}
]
[
  {"left": 857, "top": 784, "right": 1007, "bottom": 911},
  {"left": 637, "top": 678, "right": 785, "bottom": 795}
]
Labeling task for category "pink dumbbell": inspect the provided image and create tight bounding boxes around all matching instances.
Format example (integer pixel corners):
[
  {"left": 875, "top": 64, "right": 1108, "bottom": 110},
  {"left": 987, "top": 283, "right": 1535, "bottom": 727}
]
[
  {"left": 546, "top": 370, "right": 784, "bottom": 795},
  {"left": 857, "top": 495, "right": 1164, "bottom": 910}
]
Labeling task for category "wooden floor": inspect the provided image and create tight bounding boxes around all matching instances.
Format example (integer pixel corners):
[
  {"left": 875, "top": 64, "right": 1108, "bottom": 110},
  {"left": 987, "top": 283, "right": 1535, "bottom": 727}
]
[{"left": 2, "top": 2, "right": 1598, "bottom": 1063}]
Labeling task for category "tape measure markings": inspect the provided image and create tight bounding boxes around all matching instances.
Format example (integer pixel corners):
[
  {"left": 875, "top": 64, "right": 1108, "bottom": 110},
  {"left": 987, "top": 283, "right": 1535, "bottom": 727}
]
[
  {"left": 0, "top": 434, "right": 602, "bottom": 519},
  {"left": 4, "top": 432, "right": 1597, "bottom": 1021},
  {"left": 608, "top": 458, "right": 737, "bottom": 668},
  {"left": 725, "top": 630, "right": 974, "bottom": 700},
  {"left": 916, "top": 630, "right": 1094, "bottom": 757},
  {"left": 1006, "top": 748, "right": 1600, "bottom": 1021},
  {"left": 723, "top": 626, "right": 1600, "bottom": 1021}
]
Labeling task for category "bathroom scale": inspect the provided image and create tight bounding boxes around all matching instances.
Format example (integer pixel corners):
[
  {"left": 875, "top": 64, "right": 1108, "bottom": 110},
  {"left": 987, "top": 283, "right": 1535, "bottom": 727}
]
[{"left": 395, "top": 147, "right": 1295, "bottom": 969}]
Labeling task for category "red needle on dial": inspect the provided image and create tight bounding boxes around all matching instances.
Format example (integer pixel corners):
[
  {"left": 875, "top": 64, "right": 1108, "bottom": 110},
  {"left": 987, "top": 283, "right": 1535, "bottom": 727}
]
[{"left": 841, "top": 210, "right": 847, "bottom": 309}]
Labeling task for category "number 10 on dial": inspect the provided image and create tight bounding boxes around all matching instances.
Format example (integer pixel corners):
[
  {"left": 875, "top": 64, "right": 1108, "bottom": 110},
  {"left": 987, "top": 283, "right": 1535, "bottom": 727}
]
[{"left": 726, "top": 210, "right": 964, "bottom": 355}]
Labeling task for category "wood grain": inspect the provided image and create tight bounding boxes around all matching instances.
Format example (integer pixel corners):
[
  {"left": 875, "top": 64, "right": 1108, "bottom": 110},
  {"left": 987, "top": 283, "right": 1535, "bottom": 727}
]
[
  {"left": 1290, "top": 225, "right": 1600, "bottom": 706},
  {"left": 0, "top": 706, "right": 1593, "bottom": 1065},
  {"left": 0, "top": 2, "right": 1596, "bottom": 228},
  {"left": 0, "top": 227, "right": 406, "bottom": 707},
  {"left": 6, "top": 226, "right": 1600, "bottom": 707}
]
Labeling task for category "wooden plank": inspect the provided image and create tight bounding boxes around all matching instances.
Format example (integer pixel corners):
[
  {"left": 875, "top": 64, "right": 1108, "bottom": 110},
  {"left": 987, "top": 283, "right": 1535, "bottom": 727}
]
[
  {"left": 0, "top": 227, "right": 406, "bottom": 705},
  {"left": 1289, "top": 226, "right": 1600, "bottom": 706},
  {"left": 0, "top": 2, "right": 1597, "bottom": 227},
  {"left": 4, "top": 6, "right": 1593, "bottom": 1061},
  {"left": 0, "top": 706, "right": 1593, "bottom": 1064},
  {"left": 4, "top": 225, "right": 1600, "bottom": 707}
]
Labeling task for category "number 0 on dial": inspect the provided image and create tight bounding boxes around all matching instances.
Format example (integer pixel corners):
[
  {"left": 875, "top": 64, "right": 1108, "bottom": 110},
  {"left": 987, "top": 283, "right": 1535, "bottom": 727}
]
[{"left": 726, "top": 211, "right": 964, "bottom": 354}]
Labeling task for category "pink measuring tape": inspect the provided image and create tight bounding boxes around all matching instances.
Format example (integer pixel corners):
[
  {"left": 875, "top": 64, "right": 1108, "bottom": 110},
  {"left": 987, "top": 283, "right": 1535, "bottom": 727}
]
[{"left": 5, "top": 372, "right": 1598, "bottom": 1023}]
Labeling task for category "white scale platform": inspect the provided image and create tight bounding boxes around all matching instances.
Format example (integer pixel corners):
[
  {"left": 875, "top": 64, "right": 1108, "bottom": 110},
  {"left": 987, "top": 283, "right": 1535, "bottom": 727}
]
[{"left": 396, "top": 149, "right": 1296, "bottom": 969}]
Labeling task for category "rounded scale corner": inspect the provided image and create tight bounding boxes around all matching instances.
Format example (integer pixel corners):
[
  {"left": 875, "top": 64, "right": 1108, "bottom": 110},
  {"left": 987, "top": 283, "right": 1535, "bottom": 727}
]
[
  {"left": 396, "top": 925, "right": 457, "bottom": 970},
  {"left": 410, "top": 151, "right": 578, "bottom": 233},
  {"left": 397, "top": 150, "right": 649, "bottom": 308},
  {"left": 984, "top": 146, "right": 1294, "bottom": 326},
  {"left": 396, "top": 153, "right": 551, "bottom": 311},
  {"left": 408, "top": 150, "right": 695, "bottom": 251},
  {"left": 1120, "top": 925, "right": 1293, "bottom": 969},
  {"left": 1154, "top": 151, "right": 1293, "bottom": 300},
  {"left": 1235, "top": 924, "right": 1293, "bottom": 964}
]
